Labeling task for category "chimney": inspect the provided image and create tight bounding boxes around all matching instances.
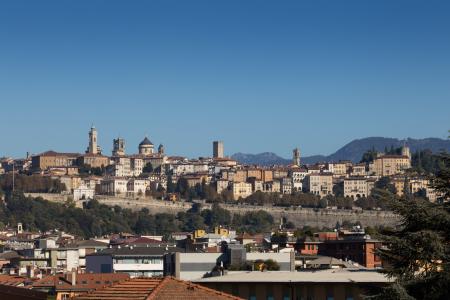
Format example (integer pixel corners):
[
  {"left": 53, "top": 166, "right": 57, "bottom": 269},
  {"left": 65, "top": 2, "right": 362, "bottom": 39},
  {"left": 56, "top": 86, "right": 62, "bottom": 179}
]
[{"left": 71, "top": 269, "right": 76, "bottom": 286}]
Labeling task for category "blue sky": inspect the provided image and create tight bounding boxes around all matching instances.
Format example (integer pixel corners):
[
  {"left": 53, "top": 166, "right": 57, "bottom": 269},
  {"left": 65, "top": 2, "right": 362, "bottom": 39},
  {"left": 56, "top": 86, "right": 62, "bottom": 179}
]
[{"left": 0, "top": 0, "right": 449, "bottom": 159}]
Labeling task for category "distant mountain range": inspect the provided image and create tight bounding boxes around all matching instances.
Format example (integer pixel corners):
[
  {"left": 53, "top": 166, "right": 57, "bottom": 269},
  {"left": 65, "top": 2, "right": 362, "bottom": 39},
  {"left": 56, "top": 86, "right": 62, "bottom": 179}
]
[{"left": 231, "top": 137, "right": 450, "bottom": 166}]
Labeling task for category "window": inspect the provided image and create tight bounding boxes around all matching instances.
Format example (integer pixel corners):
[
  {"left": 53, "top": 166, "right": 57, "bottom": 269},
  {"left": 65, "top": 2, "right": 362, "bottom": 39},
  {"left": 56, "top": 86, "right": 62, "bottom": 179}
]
[
  {"left": 248, "top": 284, "right": 256, "bottom": 300},
  {"left": 282, "top": 286, "right": 291, "bottom": 300},
  {"left": 266, "top": 285, "right": 274, "bottom": 300},
  {"left": 295, "top": 286, "right": 303, "bottom": 300},
  {"left": 232, "top": 284, "right": 239, "bottom": 296}
]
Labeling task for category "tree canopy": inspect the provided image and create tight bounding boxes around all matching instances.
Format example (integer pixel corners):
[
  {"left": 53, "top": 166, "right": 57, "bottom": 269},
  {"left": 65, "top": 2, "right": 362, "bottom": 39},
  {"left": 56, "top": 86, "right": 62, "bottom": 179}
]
[
  {"left": 372, "top": 152, "right": 450, "bottom": 300},
  {"left": 0, "top": 192, "right": 278, "bottom": 239}
]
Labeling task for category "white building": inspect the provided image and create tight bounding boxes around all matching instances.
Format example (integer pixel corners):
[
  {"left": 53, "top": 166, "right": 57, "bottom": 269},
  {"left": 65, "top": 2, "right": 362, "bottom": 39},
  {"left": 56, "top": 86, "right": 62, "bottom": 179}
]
[
  {"left": 281, "top": 177, "right": 293, "bottom": 194},
  {"left": 73, "top": 184, "right": 95, "bottom": 201},
  {"left": 100, "top": 178, "right": 128, "bottom": 196},
  {"left": 289, "top": 168, "right": 308, "bottom": 192},
  {"left": 127, "top": 179, "right": 147, "bottom": 196},
  {"left": 86, "top": 246, "right": 178, "bottom": 278}
]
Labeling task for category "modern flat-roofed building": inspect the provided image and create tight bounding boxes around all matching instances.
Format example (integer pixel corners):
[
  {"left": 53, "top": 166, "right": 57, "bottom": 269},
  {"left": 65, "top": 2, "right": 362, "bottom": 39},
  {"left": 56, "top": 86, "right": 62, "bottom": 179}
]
[
  {"left": 195, "top": 269, "right": 390, "bottom": 300},
  {"left": 86, "top": 246, "right": 183, "bottom": 278}
]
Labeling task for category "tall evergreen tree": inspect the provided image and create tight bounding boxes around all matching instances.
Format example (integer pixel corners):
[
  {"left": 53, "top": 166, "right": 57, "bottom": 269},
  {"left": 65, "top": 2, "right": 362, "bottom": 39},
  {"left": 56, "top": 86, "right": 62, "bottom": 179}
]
[{"left": 371, "top": 152, "right": 450, "bottom": 300}]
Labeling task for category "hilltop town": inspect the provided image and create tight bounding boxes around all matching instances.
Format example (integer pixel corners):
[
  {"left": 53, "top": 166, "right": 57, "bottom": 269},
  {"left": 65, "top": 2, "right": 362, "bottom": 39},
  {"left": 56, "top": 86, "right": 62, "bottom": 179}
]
[{"left": 0, "top": 126, "right": 440, "bottom": 205}]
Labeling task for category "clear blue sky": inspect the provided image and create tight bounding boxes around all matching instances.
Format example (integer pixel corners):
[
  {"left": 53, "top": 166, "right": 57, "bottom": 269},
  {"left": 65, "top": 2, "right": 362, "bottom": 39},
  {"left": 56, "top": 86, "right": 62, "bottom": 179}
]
[{"left": 1, "top": 0, "right": 449, "bottom": 159}]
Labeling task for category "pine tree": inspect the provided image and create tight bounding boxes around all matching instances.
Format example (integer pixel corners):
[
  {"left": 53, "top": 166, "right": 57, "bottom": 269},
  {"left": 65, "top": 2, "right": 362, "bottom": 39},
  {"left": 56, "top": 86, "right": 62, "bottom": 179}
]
[{"left": 370, "top": 152, "right": 450, "bottom": 299}]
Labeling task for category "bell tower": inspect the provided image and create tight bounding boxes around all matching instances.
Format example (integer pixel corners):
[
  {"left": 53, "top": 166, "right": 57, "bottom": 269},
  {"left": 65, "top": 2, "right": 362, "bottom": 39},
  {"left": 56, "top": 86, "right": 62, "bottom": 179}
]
[
  {"left": 293, "top": 148, "right": 301, "bottom": 166},
  {"left": 88, "top": 125, "right": 98, "bottom": 154}
]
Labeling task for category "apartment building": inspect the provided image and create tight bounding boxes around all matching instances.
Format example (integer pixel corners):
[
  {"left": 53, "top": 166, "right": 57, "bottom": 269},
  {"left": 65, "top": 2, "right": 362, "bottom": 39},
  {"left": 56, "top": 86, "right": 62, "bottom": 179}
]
[
  {"left": 303, "top": 173, "right": 333, "bottom": 197},
  {"left": 344, "top": 177, "right": 375, "bottom": 199},
  {"left": 373, "top": 155, "right": 411, "bottom": 176},
  {"left": 327, "top": 162, "right": 347, "bottom": 177},
  {"left": 232, "top": 182, "right": 252, "bottom": 200},
  {"left": 350, "top": 163, "right": 367, "bottom": 176},
  {"left": 289, "top": 168, "right": 308, "bottom": 192}
]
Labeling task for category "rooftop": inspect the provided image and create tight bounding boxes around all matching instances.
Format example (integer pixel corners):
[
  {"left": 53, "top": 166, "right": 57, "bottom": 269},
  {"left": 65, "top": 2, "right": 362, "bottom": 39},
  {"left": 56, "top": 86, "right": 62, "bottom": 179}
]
[
  {"left": 33, "top": 273, "right": 129, "bottom": 291},
  {"left": 194, "top": 269, "right": 391, "bottom": 284},
  {"left": 74, "top": 277, "right": 242, "bottom": 300},
  {"left": 139, "top": 137, "right": 154, "bottom": 146},
  {"left": 88, "top": 246, "right": 184, "bottom": 257}
]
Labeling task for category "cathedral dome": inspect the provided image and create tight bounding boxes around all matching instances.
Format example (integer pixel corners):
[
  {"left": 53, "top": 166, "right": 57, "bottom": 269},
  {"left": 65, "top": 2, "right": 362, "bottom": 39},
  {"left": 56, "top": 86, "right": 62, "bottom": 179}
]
[{"left": 139, "top": 137, "right": 153, "bottom": 146}]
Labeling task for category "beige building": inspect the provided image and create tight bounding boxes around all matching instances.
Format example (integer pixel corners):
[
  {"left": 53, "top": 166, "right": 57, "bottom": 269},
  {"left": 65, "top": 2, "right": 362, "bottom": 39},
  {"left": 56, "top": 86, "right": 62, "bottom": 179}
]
[
  {"left": 273, "top": 168, "right": 289, "bottom": 179},
  {"left": 78, "top": 154, "right": 110, "bottom": 168},
  {"left": 344, "top": 177, "right": 375, "bottom": 199},
  {"left": 304, "top": 173, "right": 333, "bottom": 197},
  {"left": 55, "top": 176, "right": 82, "bottom": 192},
  {"left": 351, "top": 163, "right": 367, "bottom": 176},
  {"left": 264, "top": 180, "right": 281, "bottom": 193},
  {"left": 327, "top": 162, "right": 347, "bottom": 177},
  {"left": 373, "top": 154, "right": 411, "bottom": 176},
  {"left": 234, "top": 170, "right": 247, "bottom": 183},
  {"left": 247, "top": 168, "right": 273, "bottom": 182},
  {"left": 232, "top": 182, "right": 252, "bottom": 200},
  {"left": 32, "top": 151, "right": 79, "bottom": 171},
  {"left": 216, "top": 179, "right": 230, "bottom": 194}
]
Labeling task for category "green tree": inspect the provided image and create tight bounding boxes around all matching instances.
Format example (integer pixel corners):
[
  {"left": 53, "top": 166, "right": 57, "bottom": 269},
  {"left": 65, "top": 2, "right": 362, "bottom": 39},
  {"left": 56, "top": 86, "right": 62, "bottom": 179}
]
[
  {"left": 372, "top": 152, "right": 450, "bottom": 299},
  {"left": 374, "top": 176, "right": 397, "bottom": 194},
  {"left": 166, "top": 175, "right": 175, "bottom": 193},
  {"left": 142, "top": 162, "right": 153, "bottom": 173},
  {"left": 361, "top": 147, "right": 378, "bottom": 163}
]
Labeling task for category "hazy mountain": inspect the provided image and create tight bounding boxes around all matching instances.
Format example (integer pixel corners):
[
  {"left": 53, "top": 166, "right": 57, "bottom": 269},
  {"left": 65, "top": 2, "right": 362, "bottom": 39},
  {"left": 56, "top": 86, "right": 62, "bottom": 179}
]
[
  {"left": 231, "top": 152, "right": 291, "bottom": 166},
  {"left": 231, "top": 137, "right": 450, "bottom": 166}
]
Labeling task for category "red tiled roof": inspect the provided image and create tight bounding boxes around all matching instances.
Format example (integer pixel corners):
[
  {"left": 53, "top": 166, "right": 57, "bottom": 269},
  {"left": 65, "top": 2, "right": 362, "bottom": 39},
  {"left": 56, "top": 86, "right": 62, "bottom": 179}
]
[
  {"left": 0, "top": 284, "right": 47, "bottom": 300},
  {"left": 32, "top": 273, "right": 129, "bottom": 292},
  {"left": 148, "top": 276, "right": 243, "bottom": 300},
  {"left": 0, "top": 275, "right": 29, "bottom": 286},
  {"left": 74, "top": 277, "right": 243, "bottom": 300},
  {"left": 36, "top": 150, "right": 81, "bottom": 157}
]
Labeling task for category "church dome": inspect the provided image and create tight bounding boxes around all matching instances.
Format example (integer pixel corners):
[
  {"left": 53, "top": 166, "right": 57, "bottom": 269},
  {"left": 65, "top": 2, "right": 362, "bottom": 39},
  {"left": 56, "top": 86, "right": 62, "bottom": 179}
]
[{"left": 139, "top": 137, "right": 153, "bottom": 146}]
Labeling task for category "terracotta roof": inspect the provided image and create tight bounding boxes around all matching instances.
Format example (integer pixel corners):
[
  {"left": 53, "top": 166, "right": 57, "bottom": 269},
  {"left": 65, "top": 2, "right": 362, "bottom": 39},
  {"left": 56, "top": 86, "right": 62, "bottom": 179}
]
[
  {"left": 32, "top": 273, "right": 129, "bottom": 292},
  {"left": 74, "top": 277, "right": 243, "bottom": 300},
  {"left": 147, "top": 276, "right": 243, "bottom": 300},
  {"left": 36, "top": 150, "right": 81, "bottom": 157},
  {"left": 0, "top": 284, "right": 47, "bottom": 300},
  {"left": 0, "top": 275, "right": 29, "bottom": 286}
]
